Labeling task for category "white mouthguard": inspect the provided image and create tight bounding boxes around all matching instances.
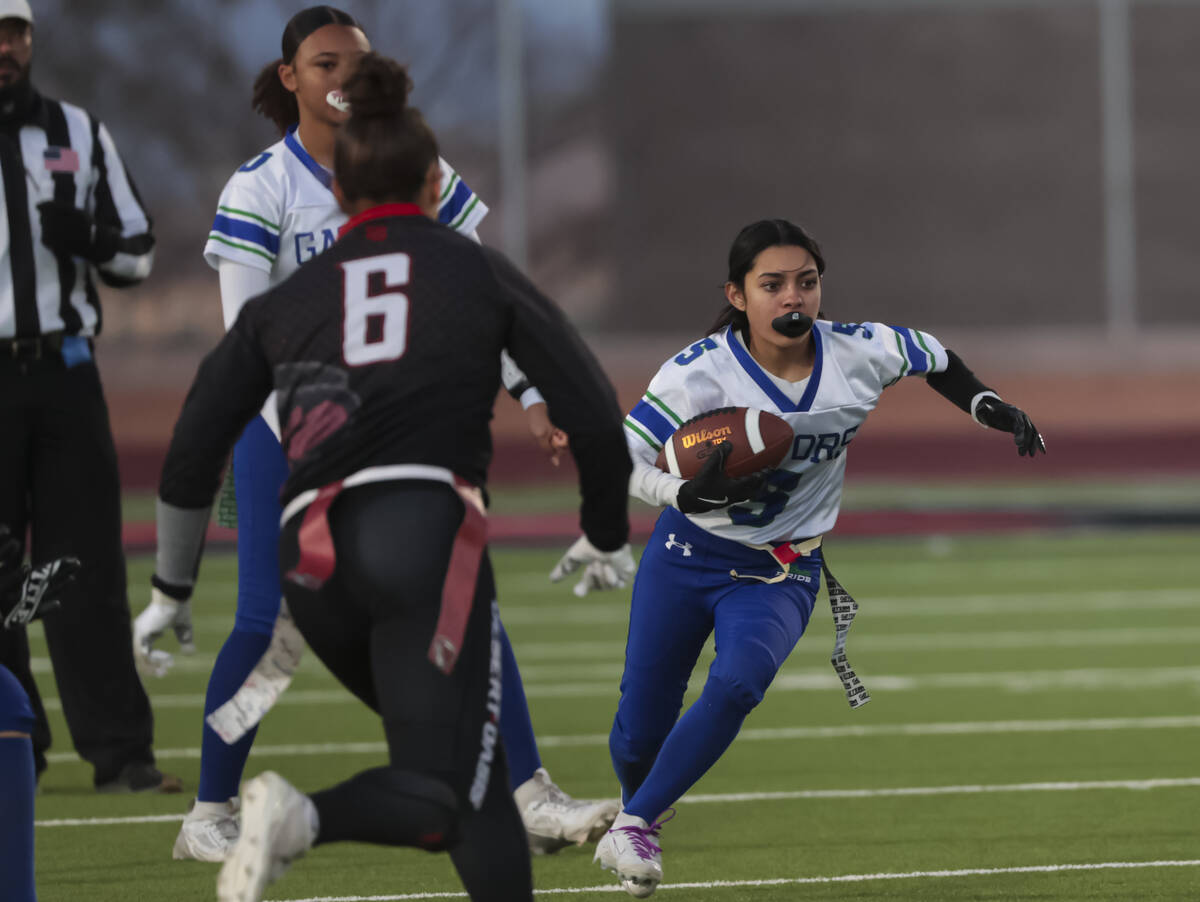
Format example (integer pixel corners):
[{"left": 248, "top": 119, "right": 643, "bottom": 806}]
[{"left": 326, "top": 90, "right": 350, "bottom": 113}]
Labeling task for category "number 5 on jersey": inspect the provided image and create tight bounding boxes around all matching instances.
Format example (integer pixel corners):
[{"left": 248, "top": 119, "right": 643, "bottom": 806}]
[{"left": 340, "top": 252, "right": 411, "bottom": 366}]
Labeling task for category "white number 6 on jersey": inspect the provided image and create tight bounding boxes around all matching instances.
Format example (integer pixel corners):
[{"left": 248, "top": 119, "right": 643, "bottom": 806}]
[{"left": 340, "top": 252, "right": 410, "bottom": 366}]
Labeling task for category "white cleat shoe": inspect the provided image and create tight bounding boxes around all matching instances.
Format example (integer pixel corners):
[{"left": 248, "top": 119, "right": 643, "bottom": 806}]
[
  {"left": 173, "top": 797, "right": 240, "bottom": 862},
  {"left": 514, "top": 767, "right": 621, "bottom": 855},
  {"left": 593, "top": 809, "right": 673, "bottom": 898},
  {"left": 217, "top": 772, "right": 318, "bottom": 902}
]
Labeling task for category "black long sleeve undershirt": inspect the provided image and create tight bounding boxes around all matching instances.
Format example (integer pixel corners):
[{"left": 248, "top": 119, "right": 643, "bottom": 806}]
[{"left": 924, "top": 349, "right": 995, "bottom": 413}]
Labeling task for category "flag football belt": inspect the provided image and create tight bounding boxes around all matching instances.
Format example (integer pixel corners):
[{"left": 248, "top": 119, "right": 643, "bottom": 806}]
[
  {"left": 731, "top": 536, "right": 870, "bottom": 710},
  {"left": 822, "top": 558, "right": 870, "bottom": 709},
  {"left": 281, "top": 464, "right": 488, "bottom": 675},
  {"left": 206, "top": 465, "right": 487, "bottom": 747}
]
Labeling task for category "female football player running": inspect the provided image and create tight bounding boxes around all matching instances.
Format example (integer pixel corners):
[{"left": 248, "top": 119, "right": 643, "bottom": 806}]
[
  {"left": 154, "top": 53, "right": 632, "bottom": 902},
  {"left": 133, "top": 5, "right": 614, "bottom": 864},
  {"left": 595, "top": 219, "right": 1045, "bottom": 897}
]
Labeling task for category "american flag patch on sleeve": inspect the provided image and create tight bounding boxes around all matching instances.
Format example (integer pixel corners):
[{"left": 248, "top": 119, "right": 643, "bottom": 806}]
[{"left": 44, "top": 146, "right": 80, "bottom": 173}]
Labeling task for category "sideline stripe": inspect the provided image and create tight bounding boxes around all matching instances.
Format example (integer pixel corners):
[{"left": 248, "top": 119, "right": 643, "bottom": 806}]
[
  {"left": 43, "top": 715, "right": 1200, "bottom": 765},
  {"left": 34, "top": 778, "right": 1200, "bottom": 827},
  {"left": 276, "top": 860, "right": 1200, "bottom": 899}
]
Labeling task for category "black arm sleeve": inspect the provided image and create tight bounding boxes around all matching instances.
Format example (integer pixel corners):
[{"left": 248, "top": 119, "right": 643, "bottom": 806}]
[
  {"left": 482, "top": 247, "right": 631, "bottom": 551},
  {"left": 924, "top": 349, "right": 996, "bottom": 413},
  {"left": 158, "top": 314, "right": 274, "bottom": 510}
]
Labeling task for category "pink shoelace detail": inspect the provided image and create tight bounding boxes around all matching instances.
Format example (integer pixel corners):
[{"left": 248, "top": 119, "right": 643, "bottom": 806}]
[{"left": 615, "top": 808, "right": 675, "bottom": 861}]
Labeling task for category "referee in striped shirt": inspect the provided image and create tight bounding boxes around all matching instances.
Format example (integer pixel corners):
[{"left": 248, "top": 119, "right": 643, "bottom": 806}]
[{"left": 0, "top": 0, "right": 179, "bottom": 793}]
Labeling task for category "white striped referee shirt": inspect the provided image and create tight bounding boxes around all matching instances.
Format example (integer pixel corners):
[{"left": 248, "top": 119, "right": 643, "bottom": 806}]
[{"left": 0, "top": 90, "right": 154, "bottom": 339}]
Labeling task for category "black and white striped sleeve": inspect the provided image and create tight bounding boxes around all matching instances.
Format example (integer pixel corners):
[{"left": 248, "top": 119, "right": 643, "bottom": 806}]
[{"left": 88, "top": 118, "right": 154, "bottom": 286}]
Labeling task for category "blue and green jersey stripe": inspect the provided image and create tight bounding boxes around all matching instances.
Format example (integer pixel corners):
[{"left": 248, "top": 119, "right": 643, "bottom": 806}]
[{"left": 624, "top": 415, "right": 662, "bottom": 451}]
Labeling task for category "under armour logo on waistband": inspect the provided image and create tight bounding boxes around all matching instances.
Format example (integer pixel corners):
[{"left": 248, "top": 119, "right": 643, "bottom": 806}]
[{"left": 665, "top": 533, "right": 693, "bottom": 557}]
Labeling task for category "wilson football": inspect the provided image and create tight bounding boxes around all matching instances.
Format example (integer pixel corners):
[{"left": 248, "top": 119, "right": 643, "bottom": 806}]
[{"left": 655, "top": 407, "right": 793, "bottom": 479}]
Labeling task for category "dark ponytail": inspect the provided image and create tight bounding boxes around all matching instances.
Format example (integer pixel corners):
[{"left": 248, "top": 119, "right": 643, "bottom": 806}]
[
  {"left": 252, "top": 59, "right": 298, "bottom": 135},
  {"left": 335, "top": 53, "right": 435, "bottom": 205},
  {"left": 251, "top": 6, "right": 363, "bottom": 135},
  {"left": 706, "top": 219, "right": 827, "bottom": 336}
]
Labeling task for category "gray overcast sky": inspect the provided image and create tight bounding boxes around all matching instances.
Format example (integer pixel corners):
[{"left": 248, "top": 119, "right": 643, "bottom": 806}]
[{"left": 218, "top": 0, "right": 610, "bottom": 138}]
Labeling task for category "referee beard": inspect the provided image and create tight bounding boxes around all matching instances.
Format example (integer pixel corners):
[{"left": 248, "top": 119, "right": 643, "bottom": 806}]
[{"left": 0, "top": 1, "right": 178, "bottom": 794}]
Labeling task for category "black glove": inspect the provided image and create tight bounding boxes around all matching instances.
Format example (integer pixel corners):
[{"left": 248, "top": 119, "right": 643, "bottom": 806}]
[
  {"left": 0, "top": 526, "right": 81, "bottom": 629},
  {"left": 975, "top": 397, "right": 1046, "bottom": 457},
  {"left": 676, "top": 441, "right": 770, "bottom": 514},
  {"left": 37, "top": 202, "right": 119, "bottom": 264}
]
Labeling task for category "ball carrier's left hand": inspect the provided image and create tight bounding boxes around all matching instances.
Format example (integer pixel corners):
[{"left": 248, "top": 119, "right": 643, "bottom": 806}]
[{"left": 676, "top": 441, "right": 770, "bottom": 514}]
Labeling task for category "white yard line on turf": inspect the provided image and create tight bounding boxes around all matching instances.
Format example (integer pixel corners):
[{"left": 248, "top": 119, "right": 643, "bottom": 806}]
[
  {"left": 34, "top": 777, "right": 1200, "bottom": 827},
  {"left": 42, "top": 714, "right": 1200, "bottom": 765},
  {"left": 273, "top": 859, "right": 1200, "bottom": 900},
  {"left": 37, "top": 688, "right": 348, "bottom": 711},
  {"left": 518, "top": 665, "right": 1200, "bottom": 698},
  {"left": 509, "top": 626, "right": 1200, "bottom": 659},
  {"left": 36, "top": 814, "right": 185, "bottom": 827},
  {"left": 35, "top": 664, "right": 1200, "bottom": 711},
  {"left": 678, "top": 777, "right": 1200, "bottom": 803},
  {"left": 494, "top": 588, "right": 1198, "bottom": 623},
  {"left": 22, "top": 589, "right": 1199, "bottom": 641},
  {"left": 32, "top": 625, "right": 1200, "bottom": 680}
]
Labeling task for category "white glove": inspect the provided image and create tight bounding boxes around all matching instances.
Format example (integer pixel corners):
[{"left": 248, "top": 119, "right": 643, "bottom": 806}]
[
  {"left": 132, "top": 588, "right": 195, "bottom": 677},
  {"left": 550, "top": 536, "right": 636, "bottom": 598}
]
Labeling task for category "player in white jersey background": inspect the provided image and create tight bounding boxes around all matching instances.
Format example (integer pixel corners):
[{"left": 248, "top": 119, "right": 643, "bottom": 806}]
[
  {"left": 596, "top": 219, "right": 1044, "bottom": 897},
  {"left": 131, "top": 6, "right": 613, "bottom": 863}
]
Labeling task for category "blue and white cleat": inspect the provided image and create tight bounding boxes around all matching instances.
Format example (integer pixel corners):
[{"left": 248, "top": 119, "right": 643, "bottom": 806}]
[{"left": 173, "top": 796, "right": 240, "bottom": 862}]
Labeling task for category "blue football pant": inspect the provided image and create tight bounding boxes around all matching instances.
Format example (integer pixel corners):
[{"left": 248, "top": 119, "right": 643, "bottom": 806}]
[
  {"left": 197, "top": 415, "right": 543, "bottom": 803},
  {"left": 610, "top": 507, "right": 819, "bottom": 822},
  {"left": 1, "top": 663, "right": 37, "bottom": 901}
]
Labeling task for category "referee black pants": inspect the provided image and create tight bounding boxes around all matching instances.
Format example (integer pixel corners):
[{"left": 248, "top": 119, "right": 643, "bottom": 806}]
[
  {"left": 281, "top": 479, "right": 532, "bottom": 902},
  {"left": 0, "top": 354, "right": 155, "bottom": 784}
]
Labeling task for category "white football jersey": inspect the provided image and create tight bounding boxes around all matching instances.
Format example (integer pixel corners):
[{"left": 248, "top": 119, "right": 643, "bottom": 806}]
[
  {"left": 625, "top": 320, "right": 950, "bottom": 546},
  {"left": 204, "top": 125, "right": 488, "bottom": 285}
]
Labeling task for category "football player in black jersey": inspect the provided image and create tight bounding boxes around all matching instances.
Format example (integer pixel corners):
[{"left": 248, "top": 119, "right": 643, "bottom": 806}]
[{"left": 153, "top": 54, "right": 633, "bottom": 902}]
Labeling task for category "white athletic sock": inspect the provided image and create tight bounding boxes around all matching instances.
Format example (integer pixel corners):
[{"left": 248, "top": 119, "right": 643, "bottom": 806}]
[{"left": 190, "top": 799, "right": 232, "bottom": 820}]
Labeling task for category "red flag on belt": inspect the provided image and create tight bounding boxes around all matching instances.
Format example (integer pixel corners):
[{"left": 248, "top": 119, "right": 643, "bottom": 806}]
[{"left": 44, "top": 147, "right": 80, "bottom": 173}]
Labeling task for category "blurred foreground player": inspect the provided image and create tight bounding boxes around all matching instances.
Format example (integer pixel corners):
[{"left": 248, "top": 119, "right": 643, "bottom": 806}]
[
  {"left": 134, "top": 6, "right": 616, "bottom": 860},
  {"left": 0, "top": 525, "right": 78, "bottom": 902},
  {"left": 153, "top": 54, "right": 632, "bottom": 902}
]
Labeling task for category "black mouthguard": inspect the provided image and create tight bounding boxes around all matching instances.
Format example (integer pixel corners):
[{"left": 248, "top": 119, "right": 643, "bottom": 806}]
[{"left": 771, "top": 312, "right": 814, "bottom": 337}]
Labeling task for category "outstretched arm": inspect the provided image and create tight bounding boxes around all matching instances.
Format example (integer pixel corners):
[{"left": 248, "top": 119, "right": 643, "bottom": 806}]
[{"left": 926, "top": 350, "right": 1046, "bottom": 457}]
